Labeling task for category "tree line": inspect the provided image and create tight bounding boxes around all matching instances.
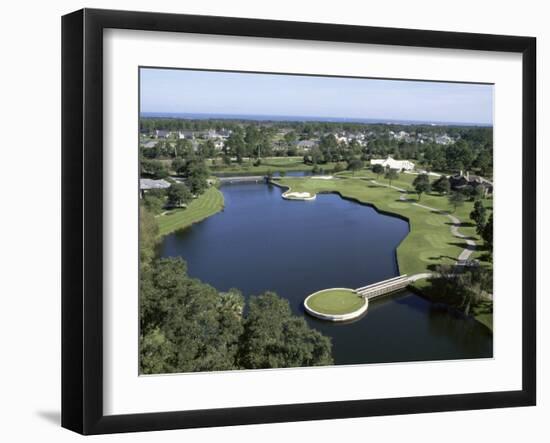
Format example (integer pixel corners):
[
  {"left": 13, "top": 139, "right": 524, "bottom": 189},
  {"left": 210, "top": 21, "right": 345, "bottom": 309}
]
[
  {"left": 141, "top": 118, "right": 493, "bottom": 176},
  {"left": 139, "top": 208, "right": 333, "bottom": 374}
]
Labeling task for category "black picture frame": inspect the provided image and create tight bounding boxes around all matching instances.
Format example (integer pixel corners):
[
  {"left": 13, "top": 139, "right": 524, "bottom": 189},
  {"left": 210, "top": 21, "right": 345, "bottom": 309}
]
[{"left": 62, "top": 8, "right": 537, "bottom": 435}]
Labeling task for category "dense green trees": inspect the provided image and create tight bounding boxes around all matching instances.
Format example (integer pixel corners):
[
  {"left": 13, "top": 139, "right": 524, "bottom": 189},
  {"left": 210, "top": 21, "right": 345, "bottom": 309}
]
[
  {"left": 167, "top": 183, "right": 192, "bottom": 207},
  {"left": 140, "top": 118, "right": 492, "bottom": 177},
  {"left": 470, "top": 200, "right": 487, "bottom": 234},
  {"left": 384, "top": 169, "right": 399, "bottom": 187},
  {"left": 473, "top": 149, "right": 492, "bottom": 176},
  {"left": 139, "top": 257, "right": 333, "bottom": 374},
  {"left": 139, "top": 207, "right": 333, "bottom": 374},
  {"left": 412, "top": 173, "right": 431, "bottom": 201},
  {"left": 140, "top": 257, "right": 244, "bottom": 373},
  {"left": 226, "top": 131, "right": 246, "bottom": 163},
  {"left": 143, "top": 194, "right": 164, "bottom": 214},
  {"left": 347, "top": 158, "right": 364, "bottom": 175},
  {"left": 429, "top": 265, "right": 492, "bottom": 317},
  {"left": 139, "top": 207, "right": 159, "bottom": 271},
  {"left": 432, "top": 175, "right": 451, "bottom": 194},
  {"left": 171, "top": 157, "right": 186, "bottom": 174},
  {"left": 448, "top": 191, "right": 466, "bottom": 212},
  {"left": 173, "top": 159, "right": 210, "bottom": 195},
  {"left": 372, "top": 163, "right": 384, "bottom": 179},
  {"left": 237, "top": 292, "right": 333, "bottom": 369},
  {"left": 318, "top": 134, "right": 339, "bottom": 162},
  {"left": 445, "top": 140, "right": 476, "bottom": 172},
  {"left": 481, "top": 214, "right": 493, "bottom": 251},
  {"left": 140, "top": 159, "right": 169, "bottom": 179}
]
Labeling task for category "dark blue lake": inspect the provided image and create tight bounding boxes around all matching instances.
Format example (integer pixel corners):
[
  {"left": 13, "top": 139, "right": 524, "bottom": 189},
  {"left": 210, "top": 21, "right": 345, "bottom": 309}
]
[{"left": 159, "top": 182, "right": 492, "bottom": 365}]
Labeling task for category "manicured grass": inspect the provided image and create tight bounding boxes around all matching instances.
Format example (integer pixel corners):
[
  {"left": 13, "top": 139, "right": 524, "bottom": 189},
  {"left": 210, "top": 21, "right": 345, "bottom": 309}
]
[
  {"left": 306, "top": 289, "right": 365, "bottom": 315},
  {"left": 277, "top": 175, "right": 492, "bottom": 276},
  {"left": 157, "top": 187, "right": 224, "bottom": 236}
]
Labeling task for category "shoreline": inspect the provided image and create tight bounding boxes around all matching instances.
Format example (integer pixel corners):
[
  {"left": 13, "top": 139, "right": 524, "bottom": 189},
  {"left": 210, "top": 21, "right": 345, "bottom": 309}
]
[
  {"left": 272, "top": 176, "right": 492, "bottom": 332},
  {"left": 156, "top": 186, "right": 225, "bottom": 237},
  {"left": 155, "top": 178, "right": 492, "bottom": 332}
]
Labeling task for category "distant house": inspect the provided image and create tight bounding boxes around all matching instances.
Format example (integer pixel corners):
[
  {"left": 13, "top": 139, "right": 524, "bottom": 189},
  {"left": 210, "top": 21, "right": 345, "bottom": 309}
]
[
  {"left": 393, "top": 130, "right": 410, "bottom": 141},
  {"left": 449, "top": 171, "right": 493, "bottom": 196},
  {"left": 334, "top": 134, "right": 348, "bottom": 144},
  {"left": 295, "top": 140, "right": 318, "bottom": 151},
  {"left": 178, "top": 131, "right": 195, "bottom": 140},
  {"left": 155, "top": 129, "right": 170, "bottom": 139},
  {"left": 218, "top": 129, "right": 232, "bottom": 138},
  {"left": 139, "top": 178, "right": 171, "bottom": 198},
  {"left": 370, "top": 156, "right": 415, "bottom": 171},
  {"left": 435, "top": 134, "right": 454, "bottom": 145},
  {"left": 202, "top": 129, "right": 219, "bottom": 139}
]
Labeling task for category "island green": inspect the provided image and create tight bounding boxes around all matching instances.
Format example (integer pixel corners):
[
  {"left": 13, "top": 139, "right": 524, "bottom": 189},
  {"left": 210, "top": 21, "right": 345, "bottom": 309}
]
[{"left": 306, "top": 289, "right": 366, "bottom": 315}]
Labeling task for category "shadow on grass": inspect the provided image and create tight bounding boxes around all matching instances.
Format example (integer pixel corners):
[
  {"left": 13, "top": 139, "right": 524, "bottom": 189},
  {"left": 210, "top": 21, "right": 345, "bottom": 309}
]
[
  {"left": 446, "top": 221, "right": 476, "bottom": 228},
  {"left": 427, "top": 257, "right": 459, "bottom": 266},
  {"left": 474, "top": 243, "right": 491, "bottom": 252}
]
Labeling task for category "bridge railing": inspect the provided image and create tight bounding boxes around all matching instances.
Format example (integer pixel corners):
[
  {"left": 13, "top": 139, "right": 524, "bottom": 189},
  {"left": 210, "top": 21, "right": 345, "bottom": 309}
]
[
  {"left": 356, "top": 275, "right": 408, "bottom": 292},
  {"left": 356, "top": 275, "right": 410, "bottom": 299}
]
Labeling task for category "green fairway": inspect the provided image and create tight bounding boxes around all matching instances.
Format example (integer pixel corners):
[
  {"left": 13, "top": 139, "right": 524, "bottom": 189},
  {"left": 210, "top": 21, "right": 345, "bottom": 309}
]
[
  {"left": 277, "top": 174, "right": 492, "bottom": 276},
  {"left": 157, "top": 187, "right": 224, "bottom": 236},
  {"left": 306, "top": 289, "right": 365, "bottom": 315}
]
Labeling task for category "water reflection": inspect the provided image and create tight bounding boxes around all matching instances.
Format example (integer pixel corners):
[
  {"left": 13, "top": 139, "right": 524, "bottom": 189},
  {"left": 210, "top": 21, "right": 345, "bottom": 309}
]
[{"left": 159, "top": 182, "right": 492, "bottom": 365}]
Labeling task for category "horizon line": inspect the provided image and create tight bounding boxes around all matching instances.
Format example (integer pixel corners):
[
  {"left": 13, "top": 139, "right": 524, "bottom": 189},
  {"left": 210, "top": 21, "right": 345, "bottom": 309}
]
[{"left": 139, "top": 111, "right": 493, "bottom": 127}]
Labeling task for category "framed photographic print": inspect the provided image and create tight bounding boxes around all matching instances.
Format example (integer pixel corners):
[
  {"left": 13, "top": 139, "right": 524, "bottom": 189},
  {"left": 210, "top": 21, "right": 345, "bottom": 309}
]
[{"left": 61, "top": 8, "right": 536, "bottom": 435}]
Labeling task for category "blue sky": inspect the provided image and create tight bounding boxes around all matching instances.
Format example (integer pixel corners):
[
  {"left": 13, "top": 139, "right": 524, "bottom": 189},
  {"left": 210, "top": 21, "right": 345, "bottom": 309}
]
[{"left": 140, "top": 68, "right": 493, "bottom": 125}]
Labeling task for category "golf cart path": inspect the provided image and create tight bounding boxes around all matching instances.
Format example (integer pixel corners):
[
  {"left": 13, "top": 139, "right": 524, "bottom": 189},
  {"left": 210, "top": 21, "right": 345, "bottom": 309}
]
[{"left": 371, "top": 180, "right": 476, "bottom": 265}]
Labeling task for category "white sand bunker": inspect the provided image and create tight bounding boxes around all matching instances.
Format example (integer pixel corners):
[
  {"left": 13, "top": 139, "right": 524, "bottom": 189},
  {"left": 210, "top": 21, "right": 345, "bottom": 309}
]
[
  {"left": 310, "top": 175, "right": 334, "bottom": 180},
  {"left": 282, "top": 191, "right": 316, "bottom": 201}
]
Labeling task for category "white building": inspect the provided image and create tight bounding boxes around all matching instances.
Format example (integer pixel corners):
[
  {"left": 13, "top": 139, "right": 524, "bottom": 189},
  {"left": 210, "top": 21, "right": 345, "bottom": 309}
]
[
  {"left": 370, "top": 156, "right": 415, "bottom": 171},
  {"left": 178, "top": 131, "right": 195, "bottom": 140},
  {"left": 139, "top": 178, "right": 171, "bottom": 198}
]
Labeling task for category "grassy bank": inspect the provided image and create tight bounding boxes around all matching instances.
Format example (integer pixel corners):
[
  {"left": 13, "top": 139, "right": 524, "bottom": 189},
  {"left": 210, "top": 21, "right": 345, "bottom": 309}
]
[{"left": 156, "top": 187, "right": 224, "bottom": 236}]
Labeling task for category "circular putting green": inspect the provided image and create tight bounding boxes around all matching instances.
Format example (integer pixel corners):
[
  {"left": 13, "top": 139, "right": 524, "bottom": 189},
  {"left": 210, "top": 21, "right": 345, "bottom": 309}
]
[{"left": 304, "top": 288, "right": 368, "bottom": 321}]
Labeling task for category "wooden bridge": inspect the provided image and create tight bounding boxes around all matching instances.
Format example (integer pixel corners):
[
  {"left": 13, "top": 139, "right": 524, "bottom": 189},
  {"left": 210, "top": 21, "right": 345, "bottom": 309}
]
[{"left": 355, "top": 275, "right": 412, "bottom": 300}]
